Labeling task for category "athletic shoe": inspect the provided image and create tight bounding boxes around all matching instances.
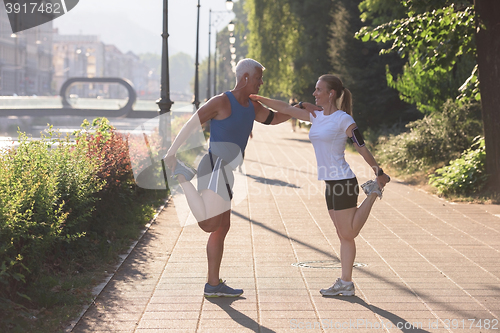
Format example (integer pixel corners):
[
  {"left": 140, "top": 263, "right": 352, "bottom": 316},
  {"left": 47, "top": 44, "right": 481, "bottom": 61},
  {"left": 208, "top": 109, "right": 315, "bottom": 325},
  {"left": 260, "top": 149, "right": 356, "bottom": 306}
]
[
  {"left": 360, "top": 179, "right": 383, "bottom": 199},
  {"left": 204, "top": 279, "right": 243, "bottom": 298},
  {"left": 173, "top": 159, "right": 196, "bottom": 181},
  {"left": 320, "top": 278, "right": 355, "bottom": 296}
]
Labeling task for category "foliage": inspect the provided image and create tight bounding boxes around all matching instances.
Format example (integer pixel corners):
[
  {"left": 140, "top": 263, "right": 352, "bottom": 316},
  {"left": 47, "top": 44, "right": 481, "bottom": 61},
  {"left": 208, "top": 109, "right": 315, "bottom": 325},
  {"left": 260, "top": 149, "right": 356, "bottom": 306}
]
[
  {"left": 0, "top": 118, "right": 167, "bottom": 332},
  {"left": 0, "top": 128, "right": 103, "bottom": 300},
  {"left": 358, "top": 0, "right": 407, "bottom": 25},
  {"left": 429, "top": 136, "right": 487, "bottom": 195},
  {"left": 329, "top": 0, "right": 417, "bottom": 130},
  {"left": 245, "top": 0, "right": 303, "bottom": 98},
  {"left": 376, "top": 100, "right": 483, "bottom": 173},
  {"left": 386, "top": 52, "right": 477, "bottom": 113},
  {"left": 356, "top": 1, "right": 478, "bottom": 106},
  {"left": 75, "top": 118, "right": 134, "bottom": 196},
  {"left": 245, "top": 0, "right": 336, "bottom": 100}
]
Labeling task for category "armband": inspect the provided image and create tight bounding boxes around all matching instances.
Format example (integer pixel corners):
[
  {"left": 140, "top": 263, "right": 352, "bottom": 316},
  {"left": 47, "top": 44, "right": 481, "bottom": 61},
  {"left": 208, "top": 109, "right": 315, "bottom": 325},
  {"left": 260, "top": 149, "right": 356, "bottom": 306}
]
[
  {"left": 263, "top": 110, "right": 275, "bottom": 125},
  {"left": 349, "top": 127, "right": 365, "bottom": 147}
]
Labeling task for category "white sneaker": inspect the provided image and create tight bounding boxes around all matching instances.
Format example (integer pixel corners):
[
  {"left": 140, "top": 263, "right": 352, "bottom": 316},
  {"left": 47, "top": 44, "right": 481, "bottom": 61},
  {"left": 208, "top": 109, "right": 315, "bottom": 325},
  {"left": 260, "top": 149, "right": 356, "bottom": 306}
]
[
  {"left": 360, "top": 179, "right": 383, "bottom": 199},
  {"left": 320, "top": 278, "right": 355, "bottom": 296}
]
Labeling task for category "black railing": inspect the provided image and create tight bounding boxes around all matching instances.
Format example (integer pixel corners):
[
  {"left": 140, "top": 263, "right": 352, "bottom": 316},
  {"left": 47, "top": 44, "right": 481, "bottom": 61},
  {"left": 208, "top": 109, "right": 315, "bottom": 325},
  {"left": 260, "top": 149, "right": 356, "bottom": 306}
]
[{"left": 0, "top": 77, "right": 159, "bottom": 118}]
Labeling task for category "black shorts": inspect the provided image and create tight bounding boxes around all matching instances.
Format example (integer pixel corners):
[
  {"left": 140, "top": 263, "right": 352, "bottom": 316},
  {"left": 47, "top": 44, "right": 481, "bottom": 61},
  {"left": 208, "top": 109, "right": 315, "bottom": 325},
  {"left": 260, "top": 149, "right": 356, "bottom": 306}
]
[
  {"left": 325, "top": 177, "right": 359, "bottom": 211},
  {"left": 197, "top": 152, "right": 234, "bottom": 202}
]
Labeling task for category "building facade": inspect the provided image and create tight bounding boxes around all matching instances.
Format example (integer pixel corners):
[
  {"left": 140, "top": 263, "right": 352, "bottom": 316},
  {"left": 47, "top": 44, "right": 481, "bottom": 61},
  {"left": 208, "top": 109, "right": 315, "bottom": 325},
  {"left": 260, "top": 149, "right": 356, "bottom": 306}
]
[
  {"left": 0, "top": 8, "right": 53, "bottom": 96},
  {"left": 53, "top": 30, "right": 157, "bottom": 99}
]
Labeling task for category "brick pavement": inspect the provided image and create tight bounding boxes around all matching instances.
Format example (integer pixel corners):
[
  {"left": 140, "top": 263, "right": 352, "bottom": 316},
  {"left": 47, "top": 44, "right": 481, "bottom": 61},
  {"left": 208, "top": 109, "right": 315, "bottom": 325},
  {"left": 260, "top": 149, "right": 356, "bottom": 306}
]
[{"left": 70, "top": 122, "right": 500, "bottom": 332}]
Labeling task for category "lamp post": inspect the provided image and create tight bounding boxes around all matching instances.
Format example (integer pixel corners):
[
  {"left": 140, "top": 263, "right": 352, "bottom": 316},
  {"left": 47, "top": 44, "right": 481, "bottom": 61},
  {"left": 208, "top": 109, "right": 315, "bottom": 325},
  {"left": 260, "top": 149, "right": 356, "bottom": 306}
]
[
  {"left": 229, "top": 30, "right": 236, "bottom": 73},
  {"left": 213, "top": 30, "right": 218, "bottom": 95},
  {"left": 157, "top": 0, "right": 173, "bottom": 116},
  {"left": 196, "top": 0, "right": 234, "bottom": 106},
  {"left": 13, "top": 33, "right": 18, "bottom": 95},
  {"left": 193, "top": 0, "right": 201, "bottom": 111},
  {"left": 206, "top": 6, "right": 234, "bottom": 99},
  {"left": 157, "top": 0, "right": 173, "bottom": 155},
  {"left": 206, "top": 9, "right": 212, "bottom": 100}
]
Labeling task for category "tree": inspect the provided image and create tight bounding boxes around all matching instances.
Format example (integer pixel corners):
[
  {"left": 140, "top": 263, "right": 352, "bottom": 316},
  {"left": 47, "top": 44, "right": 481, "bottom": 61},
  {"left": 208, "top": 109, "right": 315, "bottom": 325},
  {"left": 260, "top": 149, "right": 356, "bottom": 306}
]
[
  {"left": 357, "top": 0, "right": 500, "bottom": 191},
  {"left": 244, "top": 0, "right": 410, "bottom": 129},
  {"left": 357, "top": 1, "right": 477, "bottom": 109},
  {"left": 170, "top": 52, "right": 194, "bottom": 96},
  {"left": 329, "top": 0, "right": 415, "bottom": 130},
  {"left": 245, "top": 0, "right": 302, "bottom": 98},
  {"left": 475, "top": 0, "right": 500, "bottom": 191}
]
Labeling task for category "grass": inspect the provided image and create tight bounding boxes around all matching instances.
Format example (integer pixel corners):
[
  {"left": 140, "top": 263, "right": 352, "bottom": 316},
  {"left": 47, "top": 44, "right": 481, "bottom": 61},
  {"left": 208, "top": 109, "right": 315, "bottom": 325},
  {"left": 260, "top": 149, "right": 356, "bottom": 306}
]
[{"left": 2, "top": 189, "right": 168, "bottom": 333}]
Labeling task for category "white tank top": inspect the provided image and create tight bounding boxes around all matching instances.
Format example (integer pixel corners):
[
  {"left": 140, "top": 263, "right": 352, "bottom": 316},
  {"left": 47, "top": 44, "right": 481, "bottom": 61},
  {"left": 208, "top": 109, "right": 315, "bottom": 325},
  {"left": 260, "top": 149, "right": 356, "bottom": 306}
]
[{"left": 308, "top": 110, "right": 356, "bottom": 180}]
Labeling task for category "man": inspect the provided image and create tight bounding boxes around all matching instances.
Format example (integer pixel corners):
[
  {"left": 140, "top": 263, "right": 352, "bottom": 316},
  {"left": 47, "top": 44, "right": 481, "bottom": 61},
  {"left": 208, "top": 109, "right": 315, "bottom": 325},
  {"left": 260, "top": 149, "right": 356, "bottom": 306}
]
[{"left": 164, "top": 58, "right": 317, "bottom": 297}]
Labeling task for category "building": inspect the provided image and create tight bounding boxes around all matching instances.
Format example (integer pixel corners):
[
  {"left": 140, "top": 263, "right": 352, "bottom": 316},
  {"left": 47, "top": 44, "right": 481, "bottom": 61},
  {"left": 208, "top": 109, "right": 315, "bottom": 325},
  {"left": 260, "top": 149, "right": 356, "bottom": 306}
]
[
  {"left": 52, "top": 31, "right": 105, "bottom": 97},
  {"left": 0, "top": 9, "right": 53, "bottom": 96},
  {"left": 52, "top": 30, "right": 157, "bottom": 99}
]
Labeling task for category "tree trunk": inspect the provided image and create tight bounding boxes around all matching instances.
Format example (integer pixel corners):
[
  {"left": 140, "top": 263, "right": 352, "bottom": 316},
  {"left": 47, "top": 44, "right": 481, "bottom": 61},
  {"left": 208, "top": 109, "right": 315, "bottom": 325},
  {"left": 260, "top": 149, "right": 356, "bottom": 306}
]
[{"left": 475, "top": 0, "right": 500, "bottom": 192}]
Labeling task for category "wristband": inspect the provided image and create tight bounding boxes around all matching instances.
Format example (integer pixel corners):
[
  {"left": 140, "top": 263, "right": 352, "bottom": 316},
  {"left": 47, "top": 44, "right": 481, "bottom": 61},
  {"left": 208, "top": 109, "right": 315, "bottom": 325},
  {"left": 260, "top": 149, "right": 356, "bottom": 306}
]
[{"left": 298, "top": 101, "right": 304, "bottom": 109}]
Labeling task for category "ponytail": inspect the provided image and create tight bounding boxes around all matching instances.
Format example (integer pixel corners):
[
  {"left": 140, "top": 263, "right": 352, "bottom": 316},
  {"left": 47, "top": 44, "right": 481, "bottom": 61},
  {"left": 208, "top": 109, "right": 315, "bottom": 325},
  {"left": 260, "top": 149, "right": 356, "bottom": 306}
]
[{"left": 340, "top": 88, "right": 352, "bottom": 116}]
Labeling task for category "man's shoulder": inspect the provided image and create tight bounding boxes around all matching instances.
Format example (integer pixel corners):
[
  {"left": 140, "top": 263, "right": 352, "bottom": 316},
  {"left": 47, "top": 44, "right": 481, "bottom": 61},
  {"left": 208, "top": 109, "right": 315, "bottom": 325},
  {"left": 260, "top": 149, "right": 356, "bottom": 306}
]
[
  {"left": 205, "top": 92, "right": 231, "bottom": 120},
  {"left": 210, "top": 92, "right": 230, "bottom": 104},
  {"left": 203, "top": 93, "right": 229, "bottom": 109}
]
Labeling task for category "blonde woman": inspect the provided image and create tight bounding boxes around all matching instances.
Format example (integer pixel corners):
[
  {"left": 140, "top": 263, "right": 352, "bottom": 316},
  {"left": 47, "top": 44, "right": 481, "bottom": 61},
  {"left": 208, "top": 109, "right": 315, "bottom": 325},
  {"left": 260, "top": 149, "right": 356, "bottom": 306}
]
[{"left": 251, "top": 74, "right": 390, "bottom": 296}]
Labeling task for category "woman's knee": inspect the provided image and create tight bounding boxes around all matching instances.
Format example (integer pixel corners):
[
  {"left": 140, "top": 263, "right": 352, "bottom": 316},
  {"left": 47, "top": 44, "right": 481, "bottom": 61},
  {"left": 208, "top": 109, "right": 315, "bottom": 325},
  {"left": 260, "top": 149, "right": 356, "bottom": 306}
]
[{"left": 337, "top": 228, "right": 357, "bottom": 241}]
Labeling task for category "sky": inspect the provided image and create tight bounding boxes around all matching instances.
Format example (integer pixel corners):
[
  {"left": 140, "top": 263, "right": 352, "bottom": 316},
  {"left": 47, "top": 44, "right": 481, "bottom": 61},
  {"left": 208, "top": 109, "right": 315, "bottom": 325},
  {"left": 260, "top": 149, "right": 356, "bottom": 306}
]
[{"left": 52, "top": 0, "right": 235, "bottom": 59}]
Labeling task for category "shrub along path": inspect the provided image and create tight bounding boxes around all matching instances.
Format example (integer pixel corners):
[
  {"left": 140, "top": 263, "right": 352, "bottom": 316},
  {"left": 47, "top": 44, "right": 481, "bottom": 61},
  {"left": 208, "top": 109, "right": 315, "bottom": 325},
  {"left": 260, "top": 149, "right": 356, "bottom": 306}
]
[{"left": 71, "top": 122, "right": 500, "bottom": 332}]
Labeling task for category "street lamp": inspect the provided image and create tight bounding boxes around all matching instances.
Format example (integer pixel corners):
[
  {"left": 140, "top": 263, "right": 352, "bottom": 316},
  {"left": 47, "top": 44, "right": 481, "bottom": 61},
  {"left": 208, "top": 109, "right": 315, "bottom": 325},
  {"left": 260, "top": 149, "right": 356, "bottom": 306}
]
[
  {"left": 193, "top": 0, "right": 201, "bottom": 111},
  {"left": 157, "top": 0, "right": 174, "bottom": 157},
  {"left": 206, "top": 9, "right": 213, "bottom": 100},
  {"left": 226, "top": 0, "right": 233, "bottom": 11},
  {"left": 11, "top": 33, "right": 19, "bottom": 95},
  {"left": 206, "top": 8, "right": 234, "bottom": 100}
]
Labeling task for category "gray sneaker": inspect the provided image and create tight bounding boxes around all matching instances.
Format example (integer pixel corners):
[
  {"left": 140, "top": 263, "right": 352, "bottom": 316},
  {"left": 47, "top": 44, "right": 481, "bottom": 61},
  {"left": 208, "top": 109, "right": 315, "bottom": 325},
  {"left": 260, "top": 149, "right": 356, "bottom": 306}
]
[
  {"left": 320, "top": 278, "right": 355, "bottom": 296},
  {"left": 204, "top": 279, "right": 243, "bottom": 298},
  {"left": 173, "top": 159, "right": 196, "bottom": 181},
  {"left": 360, "top": 179, "right": 383, "bottom": 199}
]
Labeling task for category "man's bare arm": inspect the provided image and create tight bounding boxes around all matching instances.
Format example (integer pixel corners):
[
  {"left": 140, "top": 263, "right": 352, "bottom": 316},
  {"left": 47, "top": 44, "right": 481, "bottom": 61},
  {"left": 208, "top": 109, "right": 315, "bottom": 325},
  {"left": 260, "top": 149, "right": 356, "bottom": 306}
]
[{"left": 164, "top": 96, "right": 221, "bottom": 169}]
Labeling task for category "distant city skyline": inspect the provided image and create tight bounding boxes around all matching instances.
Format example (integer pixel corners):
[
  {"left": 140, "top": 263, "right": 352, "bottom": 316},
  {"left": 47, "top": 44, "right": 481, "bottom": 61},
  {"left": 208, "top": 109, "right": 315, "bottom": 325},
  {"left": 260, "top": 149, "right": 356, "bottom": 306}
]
[{"left": 52, "top": 0, "right": 235, "bottom": 59}]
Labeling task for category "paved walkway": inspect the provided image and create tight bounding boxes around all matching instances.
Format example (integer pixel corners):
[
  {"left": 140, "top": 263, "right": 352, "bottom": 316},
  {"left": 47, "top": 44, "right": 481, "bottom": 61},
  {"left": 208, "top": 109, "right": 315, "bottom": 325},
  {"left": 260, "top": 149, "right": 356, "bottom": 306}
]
[{"left": 71, "top": 122, "right": 500, "bottom": 332}]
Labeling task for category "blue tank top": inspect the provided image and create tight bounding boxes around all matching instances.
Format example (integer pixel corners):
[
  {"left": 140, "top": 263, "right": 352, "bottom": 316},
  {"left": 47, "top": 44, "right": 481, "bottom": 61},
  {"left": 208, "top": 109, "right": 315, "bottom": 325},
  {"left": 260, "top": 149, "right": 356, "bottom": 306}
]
[{"left": 209, "top": 91, "right": 255, "bottom": 164}]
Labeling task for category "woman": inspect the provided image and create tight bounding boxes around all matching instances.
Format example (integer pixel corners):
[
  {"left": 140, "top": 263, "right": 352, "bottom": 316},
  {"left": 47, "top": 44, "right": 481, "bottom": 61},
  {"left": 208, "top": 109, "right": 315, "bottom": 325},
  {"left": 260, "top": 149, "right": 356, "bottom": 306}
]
[{"left": 250, "top": 74, "right": 390, "bottom": 296}]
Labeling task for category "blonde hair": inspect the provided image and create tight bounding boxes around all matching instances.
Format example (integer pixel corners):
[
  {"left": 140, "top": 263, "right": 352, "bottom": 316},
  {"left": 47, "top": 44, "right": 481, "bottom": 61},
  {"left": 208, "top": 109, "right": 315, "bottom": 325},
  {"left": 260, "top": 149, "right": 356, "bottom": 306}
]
[{"left": 318, "top": 74, "right": 352, "bottom": 116}]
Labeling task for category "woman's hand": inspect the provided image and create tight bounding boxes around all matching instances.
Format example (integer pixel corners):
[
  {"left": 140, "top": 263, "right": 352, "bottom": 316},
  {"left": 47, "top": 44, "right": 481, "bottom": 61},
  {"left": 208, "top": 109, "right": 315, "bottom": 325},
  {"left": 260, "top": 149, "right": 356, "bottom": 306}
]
[
  {"left": 377, "top": 173, "right": 390, "bottom": 188},
  {"left": 249, "top": 94, "right": 261, "bottom": 102},
  {"left": 163, "top": 151, "right": 177, "bottom": 172}
]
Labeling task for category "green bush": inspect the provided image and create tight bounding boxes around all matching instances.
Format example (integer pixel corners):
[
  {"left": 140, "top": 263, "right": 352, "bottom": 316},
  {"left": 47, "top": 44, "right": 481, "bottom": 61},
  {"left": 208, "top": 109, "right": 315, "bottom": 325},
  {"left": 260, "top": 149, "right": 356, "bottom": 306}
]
[
  {"left": 0, "top": 118, "right": 168, "bottom": 332},
  {"left": 429, "top": 136, "right": 487, "bottom": 195},
  {"left": 0, "top": 129, "right": 103, "bottom": 300},
  {"left": 375, "top": 100, "right": 482, "bottom": 173}
]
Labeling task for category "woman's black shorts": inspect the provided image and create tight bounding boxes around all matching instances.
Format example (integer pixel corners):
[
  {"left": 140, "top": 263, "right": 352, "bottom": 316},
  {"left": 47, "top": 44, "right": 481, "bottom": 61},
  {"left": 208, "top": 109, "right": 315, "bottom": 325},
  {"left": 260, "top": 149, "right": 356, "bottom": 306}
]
[{"left": 324, "top": 177, "right": 359, "bottom": 211}]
